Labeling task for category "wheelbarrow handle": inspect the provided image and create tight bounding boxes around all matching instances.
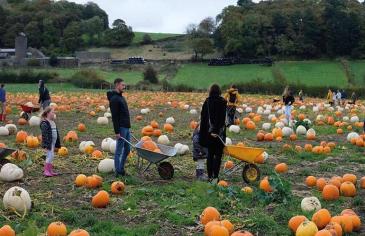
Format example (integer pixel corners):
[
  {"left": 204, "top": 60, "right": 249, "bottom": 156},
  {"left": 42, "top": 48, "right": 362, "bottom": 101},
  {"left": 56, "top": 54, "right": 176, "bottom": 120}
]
[{"left": 217, "top": 135, "right": 227, "bottom": 147}]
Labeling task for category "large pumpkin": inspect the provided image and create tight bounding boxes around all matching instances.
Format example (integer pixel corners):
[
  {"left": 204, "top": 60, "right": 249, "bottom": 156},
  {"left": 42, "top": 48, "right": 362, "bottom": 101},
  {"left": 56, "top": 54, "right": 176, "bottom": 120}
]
[
  {"left": 200, "top": 207, "right": 221, "bottom": 225},
  {"left": 288, "top": 215, "right": 307, "bottom": 233},
  {"left": 47, "top": 221, "right": 67, "bottom": 236},
  {"left": 16, "top": 130, "right": 28, "bottom": 143},
  {"left": 340, "top": 181, "right": 356, "bottom": 197},
  {"left": 322, "top": 185, "right": 339, "bottom": 201},
  {"left": 111, "top": 181, "right": 125, "bottom": 195},
  {"left": 0, "top": 225, "right": 15, "bottom": 236},
  {"left": 312, "top": 209, "right": 331, "bottom": 229},
  {"left": 91, "top": 190, "right": 110, "bottom": 208},
  {"left": 3, "top": 186, "right": 32, "bottom": 214},
  {"left": 296, "top": 220, "right": 318, "bottom": 236},
  {"left": 68, "top": 229, "right": 90, "bottom": 236}
]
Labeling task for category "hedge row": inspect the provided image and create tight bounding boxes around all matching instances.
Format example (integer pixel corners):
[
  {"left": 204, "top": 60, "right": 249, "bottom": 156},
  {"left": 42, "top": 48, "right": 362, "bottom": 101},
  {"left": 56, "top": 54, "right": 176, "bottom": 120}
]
[{"left": 0, "top": 70, "right": 56, "bottom": 83}]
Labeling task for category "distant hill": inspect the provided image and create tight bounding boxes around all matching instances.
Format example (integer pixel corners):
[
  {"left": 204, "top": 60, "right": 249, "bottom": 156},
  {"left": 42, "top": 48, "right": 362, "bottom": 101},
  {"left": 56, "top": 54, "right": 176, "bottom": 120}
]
[{"left": 132, "top": 32, "right": 184, "bottom": 44}]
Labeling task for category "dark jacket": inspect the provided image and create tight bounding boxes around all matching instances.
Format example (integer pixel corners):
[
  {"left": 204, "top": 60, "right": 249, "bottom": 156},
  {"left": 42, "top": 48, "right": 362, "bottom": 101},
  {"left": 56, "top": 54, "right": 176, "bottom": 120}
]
[
  {"left": 38, "top": 86, "right": 50, "bottom": 103},
  {"left": 199, "top": 95, "right": 227, "bottom": 149},
  {"left": 40, "top": 120, "right": 61, "bottom": 150},
  {"left": 107, "top": 90, "right": 131, "bottom": 134},
  {"left": 192, "top": 127, "right": 207, "bottom": 161},
  {"left": 283, "top": 95, "right": 295, "bottom": 106},
  {"left": 0, "top": 87, "right": 6, "bottom": 102}
]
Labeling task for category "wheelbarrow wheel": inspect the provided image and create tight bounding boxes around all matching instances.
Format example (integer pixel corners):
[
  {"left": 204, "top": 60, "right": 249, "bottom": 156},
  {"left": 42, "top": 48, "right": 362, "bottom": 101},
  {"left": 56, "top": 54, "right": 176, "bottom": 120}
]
[
  {"left": 242, "top": 164, "right": 260, "bottom": 183},
  {"left": 158, "top": 162, "right": 174, "bottom": 180}
]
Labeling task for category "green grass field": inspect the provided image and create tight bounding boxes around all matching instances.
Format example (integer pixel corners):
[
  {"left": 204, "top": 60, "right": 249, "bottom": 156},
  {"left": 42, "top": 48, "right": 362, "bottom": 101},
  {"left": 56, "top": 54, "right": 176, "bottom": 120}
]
[
  {"left": 132, "top": 32, "right": 182, "bottom": 44},
  {"left": 350, "top": 60, "right": 365, "bottom": 86}
]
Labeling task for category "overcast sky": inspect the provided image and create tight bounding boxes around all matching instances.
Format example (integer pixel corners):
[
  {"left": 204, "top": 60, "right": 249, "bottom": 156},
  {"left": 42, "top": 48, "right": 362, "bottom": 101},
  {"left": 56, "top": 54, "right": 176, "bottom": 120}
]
[{"left": 70, "top": 0, "right": 240, "bottom": 33}]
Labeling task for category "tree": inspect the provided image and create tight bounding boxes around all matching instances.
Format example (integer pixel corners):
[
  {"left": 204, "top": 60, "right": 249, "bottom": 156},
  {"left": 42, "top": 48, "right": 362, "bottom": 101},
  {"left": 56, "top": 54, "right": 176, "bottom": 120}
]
[
  {"left": 63, "top": 22, "right": 82, "bottom": 52},
  {"left": 143, "top": 65, "right": 158, "bottom": 84},
  {"left": 103, "top": 19, "right": 134, "bottom": 47},
  {"left": 82, "top": 16, "right": 104, "bottom": 46},
  {"left": 189, "top": 37, "right": 214, "bottom": 60},
  {"left": 198, "top": 17, "right": 216, "bottom": 36},
  {"left": 142, "top": 33, "right": 153, "bottom": 45},
  {"left": 3, "top": 23, "right": 23, "bottom": 47},
  {"left": 25, "top": 21, "right": 41, "bottom": 48},
  {"left": 237, "top": 0, "right": 255, "bottom": 9}
]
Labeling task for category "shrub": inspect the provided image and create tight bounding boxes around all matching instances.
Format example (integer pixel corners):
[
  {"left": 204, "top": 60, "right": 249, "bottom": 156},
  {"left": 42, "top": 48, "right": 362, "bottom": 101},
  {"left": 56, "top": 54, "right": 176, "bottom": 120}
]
[
  {"left": 0, "top": 70, "right": 55, "bottom": 83},
  {"left": 27, "top": 59, "right": 41, "bottom": 67},
  {"left": 143, "top": 65, "right": 158, "bottom": 84},
  {"left": 142, "top": 34, "right": 153, "bottom": 45},
  {"left": 70, "top": 69, "right": 110, "bottom": 89}
]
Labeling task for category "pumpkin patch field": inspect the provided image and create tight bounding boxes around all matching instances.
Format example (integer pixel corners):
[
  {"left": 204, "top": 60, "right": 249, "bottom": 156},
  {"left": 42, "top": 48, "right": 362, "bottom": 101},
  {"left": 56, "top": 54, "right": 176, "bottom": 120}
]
[{"left": 0, "top": 91, "right": 364, "bottom": 235}]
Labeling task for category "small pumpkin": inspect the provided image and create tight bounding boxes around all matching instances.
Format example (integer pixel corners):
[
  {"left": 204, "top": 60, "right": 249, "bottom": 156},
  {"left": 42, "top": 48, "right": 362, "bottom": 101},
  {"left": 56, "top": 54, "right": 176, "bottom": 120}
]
[
  {"left": 275, "top": 163, "right": 288, "bottom": 173},
  {"left": 0, "top": 225, "right": 15, "bottom": 236},
  {"left": 316, "top": 178, "right": 327, "bottom": 192},
  {"left": 68, "top": 229, "right": 90, "bottom": 236},
  {"left": 224, "top": 161, "right": 234, "bottom": 169},
  {"left": 314, "top": 230, "right": 332, "bottom": 236},
  {"left": 75, "top": 174, "right": 87, "bottom": 187},
  {"left": 58, "top": 147, "right": 68, "bottom": 157},
  {"left": 325, "top": 222, "right": 342, "bottom": 236},
  {"left": 259, "top": 177, "right": 272, "bottom": 192},
  {"left": 163, "top": 123, "right": 174, "bottom": 132},
  {"left": 306, "top": 176, "right": 317, "bottom": 187},
  {"left": 301, "top": 197, "right": 321, "bottom": 213},
  {"left": 231, "top": 231, "right": 254, "bottom": 236},
  {"left": 296, "top": 220, "right": 318, "bottom": 236},
  {"left": 217, "top": 180, "right": 229, "bottom": 187},
  {"left": 91, "top": 150, "right": 103, "bottom": 159},
  {"left": 322, "top": 185, "right": 340, "bottom": 201},
  {"left": 360, "top": 177, "right": 365, "bottom": 189},
  {"left": 91, "top": 190, "right": 110, "bottom": 208},
  {"left": 342, "top": 174, "right": 357, "bottom": 184},
  {"left": 200, "top": 207, "right": 221, "bottom": 225},
  {"left": 241, "top": 186, "right": 253, "bottom": 194},
  {"left": 78, "top": 123, "right": 86, "bottom": 132},
  {"left": 209, "top": 225, "right": 229, "bottom": 236},
  {"left": 288, "top": 215, "right": 307, "bottom": 233},
  {"left": 312, "top": 209, "right": 331, "bottom": 229},
  {"left": 15, "top": 130, "right": 28, "bottom": 143},
  {"left": 340, "top": 181, "right": 356, "bottom": 197},
  {"left": 47, "top": 221, "right": 67, "bottom": 236},
  {"left": 111, "top": 181, "right": 125, "bottom": 195}
]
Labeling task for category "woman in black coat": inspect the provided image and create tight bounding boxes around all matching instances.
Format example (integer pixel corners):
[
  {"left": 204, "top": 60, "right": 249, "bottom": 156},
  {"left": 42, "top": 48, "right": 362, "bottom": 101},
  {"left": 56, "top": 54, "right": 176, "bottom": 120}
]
[{"left": 199, "top": 84, "right": 227, "bottom": 181}]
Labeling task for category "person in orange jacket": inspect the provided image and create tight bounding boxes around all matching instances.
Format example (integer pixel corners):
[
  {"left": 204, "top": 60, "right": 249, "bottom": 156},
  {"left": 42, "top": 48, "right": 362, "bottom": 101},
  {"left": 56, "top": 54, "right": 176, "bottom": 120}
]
[{"left": 223, "top": 85, "right": 241, "bottom": 127}]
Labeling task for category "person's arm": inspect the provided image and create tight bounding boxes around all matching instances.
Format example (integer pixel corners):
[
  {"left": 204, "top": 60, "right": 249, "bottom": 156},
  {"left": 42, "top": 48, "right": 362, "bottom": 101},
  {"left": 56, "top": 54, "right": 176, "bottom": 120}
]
[{"left": 110, "top": 99, "right": 121, "bottom": 134}]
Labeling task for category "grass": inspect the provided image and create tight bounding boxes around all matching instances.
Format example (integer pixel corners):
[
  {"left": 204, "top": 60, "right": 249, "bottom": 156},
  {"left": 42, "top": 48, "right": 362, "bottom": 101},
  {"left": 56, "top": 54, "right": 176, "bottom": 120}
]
[
  {"left": 0, "top": 91, "right": 364, "bottom": 235},
  {"left": 132, "top": 32, "right": 182, "bottom": 44},
  {"left": 350, "top": 60, "right": 365, "bottom": 86}
]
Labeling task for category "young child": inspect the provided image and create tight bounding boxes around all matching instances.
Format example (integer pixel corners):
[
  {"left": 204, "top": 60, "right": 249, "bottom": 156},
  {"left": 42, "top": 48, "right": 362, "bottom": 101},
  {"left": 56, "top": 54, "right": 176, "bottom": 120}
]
[
  {"left": 40, "top": 107, "right": 61, "bottom": 177},
  {"left": 192, "top": 123, "right": 208, "bottom": 180}
]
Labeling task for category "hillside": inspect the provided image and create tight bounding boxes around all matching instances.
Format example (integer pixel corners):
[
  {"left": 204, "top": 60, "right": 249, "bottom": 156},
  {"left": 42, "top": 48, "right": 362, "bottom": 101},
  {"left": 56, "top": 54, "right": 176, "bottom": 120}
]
[{"left": 132, "top": 32, "right": 183, "bottom": 44}]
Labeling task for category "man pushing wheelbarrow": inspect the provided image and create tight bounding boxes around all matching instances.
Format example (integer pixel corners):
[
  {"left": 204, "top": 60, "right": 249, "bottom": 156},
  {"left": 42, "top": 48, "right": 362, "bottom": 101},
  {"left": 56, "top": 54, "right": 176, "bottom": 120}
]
[{"left": 224, "top": 84, "right": 241, "bottom": 127}]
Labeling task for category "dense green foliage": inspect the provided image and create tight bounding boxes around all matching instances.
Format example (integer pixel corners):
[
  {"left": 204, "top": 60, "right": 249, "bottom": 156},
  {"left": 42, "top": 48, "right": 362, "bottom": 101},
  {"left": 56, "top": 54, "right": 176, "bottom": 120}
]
[
  {"left": 0, "top": 0, "right": 134, "bottom": 54},
  {"left": 0, "top": 69, "right": 55, "bottom": 83},
  {"left": 215, "top": 0, "right": 365, "bottom": 59}
]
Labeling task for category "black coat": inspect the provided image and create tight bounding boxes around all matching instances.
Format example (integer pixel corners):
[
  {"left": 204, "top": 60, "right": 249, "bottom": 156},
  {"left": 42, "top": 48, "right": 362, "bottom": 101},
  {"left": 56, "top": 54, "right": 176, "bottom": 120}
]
[
  {"left": 199, "top": 95, "right": 227, "bottom": 149},
  {"left": 38, "top": 86, "right": 50, "bottom": 103},
  {"left": 107, "top": 90, "right": 131, "bottom": 134},
  {"left": 40, "top": 120, "right": 61, "bottom": 150}
]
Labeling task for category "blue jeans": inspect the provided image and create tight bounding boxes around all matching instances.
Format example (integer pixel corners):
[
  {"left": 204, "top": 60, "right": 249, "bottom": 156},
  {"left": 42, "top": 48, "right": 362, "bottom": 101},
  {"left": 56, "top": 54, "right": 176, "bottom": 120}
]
[{"left": 114, "top": 127, "right": 131, "bottom": 174}]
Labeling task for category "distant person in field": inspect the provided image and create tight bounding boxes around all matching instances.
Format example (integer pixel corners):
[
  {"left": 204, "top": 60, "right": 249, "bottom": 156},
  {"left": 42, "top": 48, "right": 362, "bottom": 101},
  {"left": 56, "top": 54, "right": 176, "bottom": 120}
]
[
  {"left": 298, "top": 89, "right": 304, "bottom": 102},
  {"left": 282, "top": 86, "right": 295, "bottom": 126},
  {"left": 108, "top": 78, "right": 131, "bottom": 176},
  {"left": 332, "top": 91, "right": 337, "bottom": 106},
  {"left": 327, "top": 89, "right": 333, "bottom": 106},
  {"left": 223, "top": 84, "right": 241, "bottom": 127},
  {"left": 192, "top": 122, "right": 208, "bottom": 180},
  {"left": 336, "top": 90, "right": 342, "bottom": 106},
  {"left": 40, "top": 107, "right": 61, "bottom": 177},
  {"left": 38, "top": 80, "right": 51, "bottom": 110},
  {"left": 199, "top": 84, "right": 227, "bottom": 183},
  {"left": 341, "top": 89, "right": 347, "bottom": 105},
  {"left": 350, "top": 92, "right": 357, "bottom": 105},
  {"left": 0, "top": 84, "right": 6, "bottom": 122}
]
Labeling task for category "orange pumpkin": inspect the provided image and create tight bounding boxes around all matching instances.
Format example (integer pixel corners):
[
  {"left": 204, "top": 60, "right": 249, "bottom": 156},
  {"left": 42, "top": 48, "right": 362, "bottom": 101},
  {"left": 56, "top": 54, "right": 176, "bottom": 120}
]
[
  {"left": 84, "top": 145, "right": 94, "bottom": 155},
  {"left": 200, "top": 207, "right": 221, "bottom": 225},
  {"left": 217, "top": 180, "right": 229, "bottom": 187},
  {"left": 152, "top": 129, "right": 162, "bottom": 137},
  {"left": 340, "top": 181, "right": 356, "bottom": 197},
  {"left": 68, "top": 229, "right": 90, "bottom": 236},
  {"left": 91, "top": 190, "right": 110, "bottom": 208},
  {"left": 259, "top": 177, "right": 272, "bottom": 192},
  {"left": 254, "top": 153, "right": 265, "bottom": 164},
  {"left": 289, "top": 134, "right": 297, "bottom": 141},
  {"left": 316, "top": 178, "right": 327, "bottom": 191},
  {"left": 322, "top": 184, "right": 340, "bottom": 201},
  {"left": 256, "top": 132, "right": 265, "bottom": 141},
  {"left": 111, "top": 181, "right": 125, "bottom": 195},
  {"left": 142, "top": 141, "right": 158, "bottom": 151},
  {"left": 18, "top": 118, "right": 27, "bottom": 125},
  {"left": 209, "top": 225, "right": 229, "bottom": 236},
  {"left": 77, "top": 123, "right": 86, "bottom": 132},
  {"left": 0, "top": 143, "right": 6, "bottom": 148},
  {"left": 163, "top": 123, "right": 174, "bottom": 132},
  {"left": 231, "top": 231, "right": 254, "bottom": 236},
  {"left": 0, "top": 225, "right": 15, "bottom": 236},
  {"left": 245, "top": 121, "right": 256, "bottom": 130},
  {"left": 306, "top": 176, "right": 317, "bottom": 187},
  {"left": 26, "top": 135, "right": 40, "bottom": 148},
  {"left": 204, "top": 221, "right": 221, "bottom": 236},
  {"left": 224, "top": 161, "right": 234, "bottom": 169},
  {"left": 135, "top": 115, "right": 143, "bottom": 121},
  {"left": 337, "top": 128, "right": 343, "bottom": 134},
  {"left": 342, "top": 174, "right": 357, "bottom": 184},
  {"left": 275, "top": 163, "right": 288, "bottom": 173},
  {"left": 264, "top": 133, "right": 273, "bottom": 141},
  {"left": 16, "top": 130, "right": 28, "bottom": 143},
  {"left": 142, "top": 125, "right": 154, "bottom": 136},
  {"left": 312, "top": 209, "right": 331, "bottom": 229},
  {"left": 304, "top": 144, "right": 313, "bottom": 152},
  {"left": 314, "top": 230, "right": 332, "bottom": 236},
  {"left": 47, "top": 221, "right": 67, "bottom": 236},
  {"left": 190, "top": 120, "right": 198, "bottom": 129},
  {"left": 288, "top": 215, "right": 307, "bottom": 233},
  {"left": 325, "top": 222, "right": 342, "bottom": 236},
  {"left": 91, "top": 150, "right": 103, "bottom": 159},
  {"left": 360, "top": 177, "right": 365, "bottom": 189},
  {"left": 75, "top": 174, "right": 87, "bottom": 187}
]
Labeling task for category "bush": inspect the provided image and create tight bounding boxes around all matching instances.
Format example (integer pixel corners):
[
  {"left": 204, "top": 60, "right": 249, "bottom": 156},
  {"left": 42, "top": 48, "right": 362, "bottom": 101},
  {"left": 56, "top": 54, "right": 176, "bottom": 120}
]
[
  {"left": 143, "top": 65, "right": 158, "bottom": 84},
  {"left": 49, "top": 55, "right": 59, "bottom": 67},
  {"left": 27, "top": 59, "right": 41, "bottom": 67},
  {"left": 69, "top": 69, "right": 110, "bottom": 89},
  {"left": 0, "top": 70, "right": 55, "bottom": 83},
  {"left": 142, "top": 34, "right": 153, "bottom": 45}
]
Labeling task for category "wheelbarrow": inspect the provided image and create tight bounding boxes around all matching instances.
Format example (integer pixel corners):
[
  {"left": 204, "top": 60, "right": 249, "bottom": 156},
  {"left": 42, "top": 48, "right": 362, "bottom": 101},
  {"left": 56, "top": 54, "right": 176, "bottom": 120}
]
[
  {"left": 122, "top": 134, "right": 177, "bottom": 180},
  {"left": 218, "top": 136, "right": 264, "bottom": 183},
  {"left": 0, "top": 147, "right": 16, "bottom": 165},
  {"left": 20, "top": 104, "right": 40, "bottom": 121}
]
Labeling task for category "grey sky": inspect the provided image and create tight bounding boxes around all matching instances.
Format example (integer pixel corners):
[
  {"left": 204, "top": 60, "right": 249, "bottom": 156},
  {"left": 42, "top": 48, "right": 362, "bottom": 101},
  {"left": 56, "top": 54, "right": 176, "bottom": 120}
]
[{"left": 70, "top": 0, "right": 239, "bottom": 33}]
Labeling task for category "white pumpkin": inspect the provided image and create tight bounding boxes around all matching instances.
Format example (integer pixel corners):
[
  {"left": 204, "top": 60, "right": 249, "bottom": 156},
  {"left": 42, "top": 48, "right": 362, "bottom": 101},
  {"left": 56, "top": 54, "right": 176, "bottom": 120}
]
[
  {"left": 306, "top": 128, "right": 316, "bottom": 136},
  {"left": 316, "top": 115, "right": 324, "bottom": 121},
  {"left": 256, "top": 107, "right": 264, "bottom": 114},
  {"left": 166, "top": 117, "right": 175, "bottom": 124},
  {"left": 236, "top": 108, "right": 243, "bottom": 114},
  {"left": 299, "top": 105, "right": 306, "bottom": 110},
  {"left": 282, "top": 127, "right": 293, "bottom": 137},
  {"left": 350, "top": 116, "right": 359, "bottom": 123},
  {"left": 5, "top": 124, "right": 17, "bottom": 135},
  {"left": 262, "top": 151, "right": 269, "bottom": 162},
  {"left": 101, "top": 138, "right": 113, "bottom": 151},
  {"left": 28, "top": 116, "right": 41, "bottom": 127},
  {"left": 228, "top": 125, "right": 240, "bottom": 134},
  {"left": 189, "top": 109, "right": 197, "bottom": 115},
  {"left": 0, "top": 163, "right": 24, "bottom": 182},
  {"left": 268, "top": 114, "right": 276, "bottom": 120},
  {"left": 347, "top": 132, "right": 359, "bottom": 142},
  {"left": 296, "top": 125, "right": 307, "bottom": 135},
  {"left": 263, "top": 109, "right": 271, "bottom": 115},
  {"left": 97, "top": 159, "right": 115, "bottom": 173},
  {"left": 0, "top": 126, "right": 9, "bottom": 136},
  {"left": 157, "top": 135, "right": 170, "bottom": 145},
  {"left": 3, "top": 186, "right": 31, "bottom": 214},
  {"left": 303, "top": 118, "right": 312, "bottom": 125},
  {"left": 245, "top": 107, "right": 252, "bottom": 113},
  {"left": 262, "top": 123, "right": 271, "bottom": 131},
  {"left": 174, "top": 143, "right": 189, "bottom": 155},
  {"left": 226, "top": 137, "right": 232, "bottom": 145},
  {"left": 312, "top": 106, "right": 319, "bottom": 113},
  {"left": 109, "top": 140, "right": 117, "bottom": 154},
  {"left": 103, "top": 112, "right": 111, "bottom": 118},
  {"left": 301, "top": 196, "right": 321, "bottom": 213},
  {"left": 97, "top": 117, "right": 108, "bottom": 125},
  {"left": 99, "top": 105, "right": 106, "bottom": 112},
  {"left": 140, "top": 108, "right": 150, "bottom": 114},
  {"left": 79, "top": 141, "right": 95, "bottom": 152},
  {"left": 343, "top": 116, "right": 349, "bottom": 121},
  {"left": 183, "top": 104, "right": 190, "bottom": 110},
  {"left": 275, "top": 121, "right": 284, "bottom": 129}
]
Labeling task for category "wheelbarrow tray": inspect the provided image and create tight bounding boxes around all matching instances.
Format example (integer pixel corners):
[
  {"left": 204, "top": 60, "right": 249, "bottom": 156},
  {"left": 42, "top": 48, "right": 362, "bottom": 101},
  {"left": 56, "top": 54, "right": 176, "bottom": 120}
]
[
  {"left": 135, "top": 141, "right": 176, "bottom": 164},
  {"left": 224, "top": 145, "right": 264, "bottom": 163},
  {"left": 0, "top": 148, "right": 16, "bottom": 159},
  {"left": 21, "top": 105, "right": 40, "bottom": 113}
]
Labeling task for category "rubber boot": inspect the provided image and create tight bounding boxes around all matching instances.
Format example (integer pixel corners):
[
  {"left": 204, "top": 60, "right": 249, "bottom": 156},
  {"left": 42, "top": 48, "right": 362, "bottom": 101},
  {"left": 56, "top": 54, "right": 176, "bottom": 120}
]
[
  {"left": 43, "top": 163, "right": 54, "bottom": 177},
  {"left": 50, "top": 164, "right": 59, "bottom": 176}
]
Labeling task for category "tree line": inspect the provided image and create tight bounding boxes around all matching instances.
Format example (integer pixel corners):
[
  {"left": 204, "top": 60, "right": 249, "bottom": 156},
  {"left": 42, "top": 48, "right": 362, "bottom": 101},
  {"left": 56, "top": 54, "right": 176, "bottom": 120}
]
[
  {"left": 0, "top": 0, "right": 134, "bottom": 55},
  {"left": 213, "top": 0, "right": 365, "bottom": 59}
]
